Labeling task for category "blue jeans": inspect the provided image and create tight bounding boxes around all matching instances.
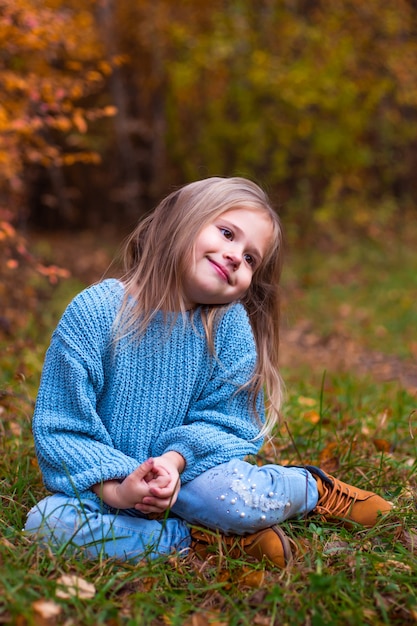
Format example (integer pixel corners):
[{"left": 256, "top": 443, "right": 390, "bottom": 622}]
[{"left": 25, "top": 460, "right": 318, "bottom": 562}]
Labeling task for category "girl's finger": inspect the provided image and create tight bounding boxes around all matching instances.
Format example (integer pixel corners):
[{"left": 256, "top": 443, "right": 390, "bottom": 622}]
[
  {"left": 148, "top": 484, "right": 175, "bottom": 497},
  {"left": 141, "top": 495, "right": 172, "bottom": 506},
  {"left": 130, "top": 458, "right": 155, "bottom": 480},
  {"left": 150, "top": 475, "right": 171, "bottom": 489},
  {"left": 134, "top": 501, "right": 169, "bottom": 514}
]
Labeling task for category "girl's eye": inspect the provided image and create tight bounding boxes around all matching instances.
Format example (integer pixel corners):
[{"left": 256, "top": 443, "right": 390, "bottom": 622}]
[
  {"left": 244, "top": 253, "right": 255, "bottom": 267},
  {"left": 220, "top": 227, "right": 233, "bottom": 240}
]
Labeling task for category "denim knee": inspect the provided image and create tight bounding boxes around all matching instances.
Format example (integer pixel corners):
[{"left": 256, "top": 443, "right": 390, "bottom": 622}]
[{"left": 174, "top": 460, "right": 318, "bottom": 534}]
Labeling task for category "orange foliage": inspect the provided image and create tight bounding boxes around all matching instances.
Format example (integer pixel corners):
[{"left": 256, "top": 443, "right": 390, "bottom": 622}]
[
  {"left": 0, "top": 0, "right": 119, "bottom": 293},
  {"left": 0, "top": 0, "right": 116, "bottom": 202}
]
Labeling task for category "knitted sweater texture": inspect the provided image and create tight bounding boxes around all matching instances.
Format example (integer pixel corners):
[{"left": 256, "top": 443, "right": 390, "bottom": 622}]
[{"left": 33, "top": 279, "right": 264, "bottom": 499}]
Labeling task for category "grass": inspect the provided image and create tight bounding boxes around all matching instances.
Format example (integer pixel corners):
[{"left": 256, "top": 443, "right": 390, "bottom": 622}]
[
  {"left": 282, "top": 220, "right": 417, "bottom": 360},
  {"left": 1, "top": 375, "right": 416, "bottom": 626},
  {"left": 1, "top": 225, "right": 417, "bottom": 625}
]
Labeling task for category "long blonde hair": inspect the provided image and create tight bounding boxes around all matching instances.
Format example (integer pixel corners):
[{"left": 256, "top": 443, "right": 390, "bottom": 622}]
[{"left": 119, "top": 177, "right": 284, "bottom": 437}]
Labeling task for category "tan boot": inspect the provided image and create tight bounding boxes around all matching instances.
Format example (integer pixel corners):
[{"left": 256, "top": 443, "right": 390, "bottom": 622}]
[
  {"left": 191, "top": 525, "right": 294, "bottom": 568},
  {"left": 305, "top": 465, "right": 393, "bottom": 527}
]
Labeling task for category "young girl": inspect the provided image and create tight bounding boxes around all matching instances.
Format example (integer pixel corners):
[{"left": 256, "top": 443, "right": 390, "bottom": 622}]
[{"left": 25, "top": 177, "right": 392, "bottom": 567}]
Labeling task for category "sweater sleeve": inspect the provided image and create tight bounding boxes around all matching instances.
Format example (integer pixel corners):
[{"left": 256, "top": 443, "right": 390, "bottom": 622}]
[
  {"left": 152, "top": 304, "right": 264, "bottom": 483},
  {"left": 32, "top": 281, "right": 139, "bottom": 496}
]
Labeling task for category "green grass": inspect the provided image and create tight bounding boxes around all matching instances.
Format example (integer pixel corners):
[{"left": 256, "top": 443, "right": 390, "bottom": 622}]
[
  {"left": 1, "top": 373, "right": 416, "bottom": 625},
  {"left": 1, "top": 226, "right": 417, "bottom": 625},
  {"left": 282, "top": 221, "right": 417, "bottom": 360}
]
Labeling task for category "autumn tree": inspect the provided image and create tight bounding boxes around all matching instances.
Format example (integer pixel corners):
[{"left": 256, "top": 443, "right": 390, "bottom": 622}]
[
  {"left": 0, "top": 0, "right": 116, "bottom": 226},
  {"left": 162, "top": 0, "right": 417, "bottom": 234},
  {"left": 2, "top": 0, "right": 417, "bottom": 235},
  {"left": 0, "top": 0, "right": 115, "bottom": 337}
]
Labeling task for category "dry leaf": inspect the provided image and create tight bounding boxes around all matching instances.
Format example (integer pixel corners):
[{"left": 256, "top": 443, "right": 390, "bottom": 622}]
[
  {"left": 0, "top": 537, "right": 15, "bottom": 549},
  {"left": 362, "top": 608, "right": 379, "bottom": 622},
  {"left": 303, "top": 410, "right": 321, "bottom": 424},
  {"left": 401, "top": 529, "right": 417, "bottom": 553},
  {"left": 323, "top": 540, "right": 352, "bottom": 555},
  {"left": 247, "top": 589, "right": 268, "bottom": 607},
  {"left": 165, "top": 611, "right": 220, "bottom": 626},
  {"left": 253, "top": 617, "right": 272, "bottom": 626},
  {"left": 56, "top": 574, "right": 96, "bottom": 599},
  {"left": 384, "top": 559, "right": 412, "bottom": 572},
  {"left": 201, "top": 610, "right": 228, "bottom": 626},
  {"left": 298, "top": 396, "right": 317, "bottom": 407},
  {"left": 183, "top": 613, "right": 210, "bottom": 626},
  {"left": 32, "top": 599, "right": 61, "bottom": 626},
  {"left": 238, "top": 568, "right": 265, "bottom": 588},
  {"left": 216, "top": 569, "right": 232, "bottom": 589},
  {"left": 9, "top": 421, "right": 22, "bottom": 436},
  {"left": 373, "top": 438, "right": 391, "bottom": 452},
  {"left": 140, "top": 576, "right": 158, "bottom": 592},
  {"left": 318, "top": 441, "right": 340, "bottom": 473}
]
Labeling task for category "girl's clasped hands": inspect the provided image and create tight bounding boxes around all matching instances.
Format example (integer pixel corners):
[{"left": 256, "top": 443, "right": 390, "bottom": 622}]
[{"left": 92, "top": 453, "right": 184, "bottom": 513}]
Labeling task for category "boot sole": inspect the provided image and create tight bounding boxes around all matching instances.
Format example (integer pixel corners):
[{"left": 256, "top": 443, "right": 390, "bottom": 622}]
[{"left": 271, "top": 524, "right": 294, "bottom": 566}]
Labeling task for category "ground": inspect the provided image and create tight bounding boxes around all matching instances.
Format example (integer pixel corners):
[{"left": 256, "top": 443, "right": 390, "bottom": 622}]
[{"left": 280, "top": 319, "right": 417, "bottom": 394}]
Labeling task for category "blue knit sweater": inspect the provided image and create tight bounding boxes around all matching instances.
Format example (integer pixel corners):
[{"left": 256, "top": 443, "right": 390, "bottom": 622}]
[{"left": 33, "top": 279, "right": 264, "bottom": 499}]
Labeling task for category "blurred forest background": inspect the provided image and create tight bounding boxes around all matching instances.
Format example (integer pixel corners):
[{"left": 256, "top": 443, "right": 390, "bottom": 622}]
[
  {"left": 1, "top": 0, "right": 417, "bottom": 365},
  {"left": 2, "top": 0, "right": 417, "bottom": 230}
]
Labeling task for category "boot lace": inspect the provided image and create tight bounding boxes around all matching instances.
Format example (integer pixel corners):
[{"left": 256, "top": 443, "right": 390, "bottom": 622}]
[{"left": 315, "top": 480, "right": 358, "bottom": 518}]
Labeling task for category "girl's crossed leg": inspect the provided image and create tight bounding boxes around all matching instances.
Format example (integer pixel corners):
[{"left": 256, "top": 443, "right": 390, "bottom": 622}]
[
  {"left": 25, "top": 461, "right": 318, "bottom": 562},
  {"left": 25, "top": 494, "right": 191, "bottom": 562},
  {"left": 173, "top": 459, "right": 318, "bottom": 534}
]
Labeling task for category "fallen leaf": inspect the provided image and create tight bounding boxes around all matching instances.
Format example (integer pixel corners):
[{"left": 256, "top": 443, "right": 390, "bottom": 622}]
[
  {"left": 362, "top": 608, "right": 379, "bottom": 622},
  {"left": 238, "top": 568, "right": 265, "bottom": 588},
  {"left": 0, "top": 537, "right": 15, "bottom": 549},
  {"left": 171, "top": 612, "right": 226, "bottom": 626},
  {"left": 373, "top": 438, "right": 391, "bottom": 452},
  {"left": 8, "top": 421, "right": 22, "bottom": 436},
  {"left": 384, "top": 559, "right": 412, "bottom": 572},
  {"left": 183, "top": 613, "right": 210, "bottom": 626},
  {"left": 216, "top": 569, "right": 232, "bottom": 588},
  {"left": 247, "top": 589, "right": 268, "bottom": 607},
  {"left": 55, "top": 574, "right": 96, "bottom": 599},
  {"left": 401, "top": 529, "right": 417, "bottom": 553},
  {"left": 323, "top": 540, "right": 353, "bottom": 555},
  {"left": 318, "top": 442, "right": 340, "bottom": 473},
  {"left": 410, "top": 607, "right": 417, "bottom": 622},
  {"left": 321, "top": 458, "right": 340, "bottom": 474},
  {"left": 32, "top": 599, "right": 61, "bottom": 626},
  {"left": 253, "top": 616, "right": 272, "bottom": 626},
  {"left": 298, "top": 396, "right": 317, "bottom": 407},
  {"left": 303, "top": 410, "right": 321, "bottom": 424},
  {"left": 141, "top": 576, "right": 158, "bottom": 592}
]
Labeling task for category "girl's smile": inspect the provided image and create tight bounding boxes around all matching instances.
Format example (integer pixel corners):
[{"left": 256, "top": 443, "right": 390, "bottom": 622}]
[
  {"left": 207, "top": 258, "right": 230, "bottom": 283},
  {"left": 183, "top": 207, "right": 272, "bottom": 307}
]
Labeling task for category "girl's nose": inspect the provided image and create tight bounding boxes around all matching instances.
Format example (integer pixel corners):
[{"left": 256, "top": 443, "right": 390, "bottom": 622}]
[{"left": 224, "top": 250, "right": 242, "bottom": 270}]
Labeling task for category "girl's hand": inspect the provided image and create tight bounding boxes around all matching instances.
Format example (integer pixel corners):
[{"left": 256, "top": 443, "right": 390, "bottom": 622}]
[
  {"left": 134, "top": 451, "right": 185, "bottom": 514},
  {"left": 92, "top": 458, "right": 170, "bottom": 510},
  {"left": 91, "top": 452, "right": 185, "bottom": 513}
]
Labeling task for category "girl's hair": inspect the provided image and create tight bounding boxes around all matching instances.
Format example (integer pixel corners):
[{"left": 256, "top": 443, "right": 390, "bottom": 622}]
[{"left": 119, "top": 176, "right": 284, "bottom": 437}]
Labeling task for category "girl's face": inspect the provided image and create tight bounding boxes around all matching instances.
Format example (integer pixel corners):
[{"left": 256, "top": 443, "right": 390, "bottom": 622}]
[{"left": 183, "top": 206, "right": 272, "bottom": 308}]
